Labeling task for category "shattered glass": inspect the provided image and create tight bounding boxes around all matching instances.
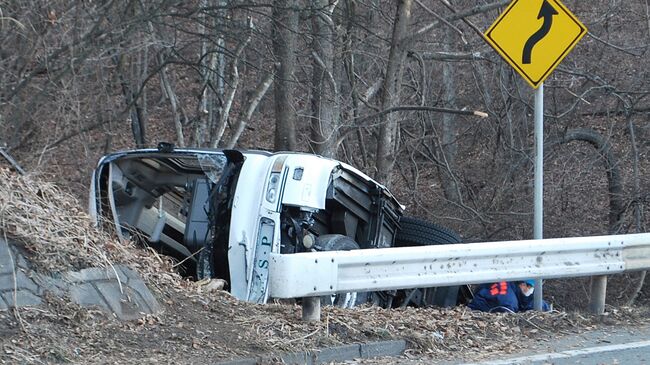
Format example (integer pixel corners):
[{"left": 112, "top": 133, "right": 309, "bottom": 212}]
[{"left": 197, "top": 154, "right": 227, "bottom": 184}]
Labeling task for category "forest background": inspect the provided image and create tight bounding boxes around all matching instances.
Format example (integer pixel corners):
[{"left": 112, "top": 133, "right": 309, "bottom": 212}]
[{"left": 0, "top": 0, "right": 648, "bottom": 308}]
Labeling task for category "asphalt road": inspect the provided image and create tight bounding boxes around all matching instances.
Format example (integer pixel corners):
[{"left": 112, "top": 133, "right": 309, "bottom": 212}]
[
  {"left": 350, "top": 322, "right": 650, "bottom": 364},
  {"left": 462, "top": 340, "right": 650, "bottom": 364},
  {"left": 458, "top": 323, "right": 650, "bottom": 365}
]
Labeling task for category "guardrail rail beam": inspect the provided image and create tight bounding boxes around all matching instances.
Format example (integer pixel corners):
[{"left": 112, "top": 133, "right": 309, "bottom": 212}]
[{"left": 268, "top": 233, "right": 650, "bottom": 321}]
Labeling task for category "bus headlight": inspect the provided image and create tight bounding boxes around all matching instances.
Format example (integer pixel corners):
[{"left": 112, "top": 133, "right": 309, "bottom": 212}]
[{"left": 265, "top": 172, "right": 281, "bottom": 203}]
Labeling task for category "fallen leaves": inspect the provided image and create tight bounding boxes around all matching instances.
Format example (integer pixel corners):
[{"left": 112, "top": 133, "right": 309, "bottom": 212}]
[
  {"left": 0, "top": 168, "right": 182, "bottom": 288},
  {"left": 3, "top": 168, "right": 650, "bottom": 364},
  {"left": 194, "top": 278, "right": 228, "bottom": 293}
]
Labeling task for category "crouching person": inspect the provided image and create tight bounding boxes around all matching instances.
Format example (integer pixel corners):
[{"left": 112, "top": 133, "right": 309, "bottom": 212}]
[{"left": 468, "top": 280, "right": 550, "bottom": 313}]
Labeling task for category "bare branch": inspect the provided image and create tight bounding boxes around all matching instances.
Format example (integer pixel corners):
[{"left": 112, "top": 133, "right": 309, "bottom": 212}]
[
  {"left": 158, "top": 52, "right": 185, "bottom": 147},
  {"left": 587, "top": 32, "right": 646, "bottom": 56},
  {"left": 420, "top": 51, "right": 486, "bottom": 61},
  {"left": 414, "top": 0, "right": 467, "bottom": 45},
  {"left": 227, "top": 73, "right": 274, "bottom": 149},
  {"left": 354, "top": 105, "right": 488, "bottom": 126},
  {"left": 408, "top": 0, "right": 510, "bottom": 42},
  {"left": 437, "top": 0, "right": 487, "bottom": 39},
  {"left": 311, "top": 51, "right": 338, "bottom": 94},
  {"left": 0, "top": 147, "right": 25, "bottom": 175},
  {"left": 211, "top": 17, "right": 254, "bottom": 148}
]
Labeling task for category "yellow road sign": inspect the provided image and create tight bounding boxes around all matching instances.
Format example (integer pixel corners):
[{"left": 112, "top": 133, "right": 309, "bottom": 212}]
[{"left": 484, "top": 0, "right": 587, "bottom": 88}]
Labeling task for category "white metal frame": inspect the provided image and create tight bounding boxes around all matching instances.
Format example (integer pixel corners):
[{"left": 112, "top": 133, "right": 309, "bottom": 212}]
[{"left": 269, "top": 233, "right": 650, "bottom": 300}]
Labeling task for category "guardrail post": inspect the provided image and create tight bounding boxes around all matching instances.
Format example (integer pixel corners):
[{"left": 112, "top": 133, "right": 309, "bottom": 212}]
[
  {"left": 302, "top": 297, "right": 321, "bottom": 321},
  {"left": 589, "top": 275, "right": 607, "bottom": 315}
]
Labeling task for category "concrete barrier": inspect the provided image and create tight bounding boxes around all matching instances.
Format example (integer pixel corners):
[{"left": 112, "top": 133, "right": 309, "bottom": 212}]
[{"left": 0, "top": 237, "right": 161, "bottom": 320}]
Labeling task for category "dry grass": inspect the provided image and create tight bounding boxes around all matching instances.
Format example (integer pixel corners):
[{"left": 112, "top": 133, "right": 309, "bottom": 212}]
[
  {"left": 0, "top": 168, "right": 180, "bottom": 287},
  {"left": 2, "top": 167, "right": 650, "bottom": 364}
]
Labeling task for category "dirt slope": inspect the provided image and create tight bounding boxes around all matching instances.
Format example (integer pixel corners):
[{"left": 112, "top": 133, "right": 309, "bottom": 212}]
[{"left": 2, "top": 169, "right": 650, "bottom": 364}]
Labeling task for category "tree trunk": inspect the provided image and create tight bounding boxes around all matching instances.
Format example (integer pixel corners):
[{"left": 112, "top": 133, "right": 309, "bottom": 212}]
[
  {"left": 375, "top": 0, "right": 412, "bottom": 184},
  {"left": 625, "top": 116, "right": 646, "bottom": 306},
  {"left": 272, "top": 0, "right": 298, "bottom": 151},
  {"left": 438, "top": 27, "right": 461, "bottom": 204},
  {"left": 115, "top": 53, "right": 146, "bottom": 148},
  {"left": 342, "top": 0, "right": 368, "bottom": 168},
  {"left": 196, "top": 0, "right": 210, "bottom": 147},
  {"left": 210, "top": 18, "right": 253, "bottom": 148},
  {"left": 310, "top": 0, "right": 339, "bottom": 157},
  {"left": 194, "top": 0, "right": 228, "bottom": 147},
  {"left": 158, "top": 52, "right": 185, "bottom": 148}
]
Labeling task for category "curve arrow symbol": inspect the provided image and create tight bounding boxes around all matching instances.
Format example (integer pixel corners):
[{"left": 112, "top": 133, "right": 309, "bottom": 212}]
[{"left": 522, "top": 0, "right": 558, "bottom": 64}]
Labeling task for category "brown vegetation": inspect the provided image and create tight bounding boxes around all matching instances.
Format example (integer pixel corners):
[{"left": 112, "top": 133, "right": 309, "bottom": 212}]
[
  {"left": 0, "top": 130, "right": 649, "bottom": 363},
  {"left": 0, "top": 0, "right": 648, "bottom": 307}
]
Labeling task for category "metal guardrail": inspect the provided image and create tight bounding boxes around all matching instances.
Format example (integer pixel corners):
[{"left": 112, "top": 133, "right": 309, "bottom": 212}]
[{"left": 268, "top": 233, "right": 650, "bottom": 320}]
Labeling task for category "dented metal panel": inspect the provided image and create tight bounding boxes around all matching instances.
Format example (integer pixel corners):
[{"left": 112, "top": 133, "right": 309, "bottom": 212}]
[
  {"left": 280, "top": 155, "right": 338, "bottom": 210},
  {"left": 623, "top": 239, "right": 650, "bottom": 271},
  {"left": 268, "top": 233, "right": 650, "bottom": 299}
]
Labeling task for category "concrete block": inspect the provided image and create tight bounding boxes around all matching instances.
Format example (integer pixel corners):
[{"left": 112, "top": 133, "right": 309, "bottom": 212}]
[
  {"left": 17, "top": 270, "right": 38, "bottom": 292},
  {"left": 0, "top": 270, "right": 39, "bottom": 293},
  {"left": 360, "top": 340, "right": 406, "bottom": 358},
  {"left": 125, "top": 278, "right": 161, "bottom": 313},
  {"left": 12, "top": 247, "right": 30, "bottom": 270},
  {"left": 0, "top": 239, "right": 163, "bottom": 319},
  {"left": 213, "top": 358, "right": 260, "bottom": 365},
  {"left": 277, "top": 351, "right": 313, "bottom": 365},
  {"left": 65, "top": 267, "right": 127, "bottom": 284},
  {"left": 69, "top": 282, "right": 104, "bottom": 307},
  {"left": 116, "top": 265, "right": 141, "bottom": 282},
  {"left": 313, "top": 344, "right": 361, "bottom": 363},
  {"left": 0, "top": 274, "right": 11, "bottom": 292},
  {"left": 0, "top": 239, "right": 13, "bottom": 275},
  {"left": 32, "top": 274, "right": 67, "bottom": 297},
  {"left": 0, "top": 239, "right": 30, "bottom": 271},
  {"left": 2, "top": 289, "right": 41, "bottom": 308},
  {"left": 63, "top": 266, "right": 160, "bottom": 319},
  {"left": 95, "top": 282, "right": 148, "bottom": 320},
  {"left": 222, "top": 340, "right": 407, "bottom": 365}
]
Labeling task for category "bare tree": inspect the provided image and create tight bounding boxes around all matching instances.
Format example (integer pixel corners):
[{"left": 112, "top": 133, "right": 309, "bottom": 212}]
[
  {"left": 227, "top": 73, "right": 274, "bottom": 148},
  {"left": 272, "top": 0, "right": 299, "bottom": 151},
  {"left": 310, "top": 0, "right": 340, "bottom": 157},
  {"left": 196, "top": 0, "right": 228, "bottom": 147},
  {"left": 0, "top": 3, "right": 648, "bottom": 313},
  {"left": 209, "top": 18, "right": 254, "bottom": 148},
  {"left": 375, "top": 0, "right": 413, "bottom": 184}
]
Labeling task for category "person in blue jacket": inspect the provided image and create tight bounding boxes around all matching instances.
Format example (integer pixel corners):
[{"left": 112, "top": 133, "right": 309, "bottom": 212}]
[{"left": 468, "top": 280, "right": 550, "bottom": 313}]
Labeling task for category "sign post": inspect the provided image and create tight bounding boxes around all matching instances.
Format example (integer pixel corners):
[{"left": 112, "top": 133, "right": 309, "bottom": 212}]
[
  {"left": 483, "top": 0, "right": 587, "bottom": 310},
  {"left": 533, "top": 83, "right": 544, "bottom": 310}
]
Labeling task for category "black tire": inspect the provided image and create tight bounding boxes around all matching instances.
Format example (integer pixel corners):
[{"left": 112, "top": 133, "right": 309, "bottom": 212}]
[
  {"left": 394, "top": 216, "right": 465, "bottom": 308},
  {"left": 395, "top": 216, "right": 462, "bottom": 247},
  {"left": 316, "top": 234, "right": 360, "bottom": 251},
  {"left": 316, "top": 234, "right": 369, "bottom": 308}
]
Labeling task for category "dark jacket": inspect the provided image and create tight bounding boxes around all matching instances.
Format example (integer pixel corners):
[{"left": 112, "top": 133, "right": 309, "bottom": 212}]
[
  {"left": 468, "top": 281, "right": 550, "bottom": 313},
  {"left": 468, "top": 281, "right": 520, "bottom": 313}
]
